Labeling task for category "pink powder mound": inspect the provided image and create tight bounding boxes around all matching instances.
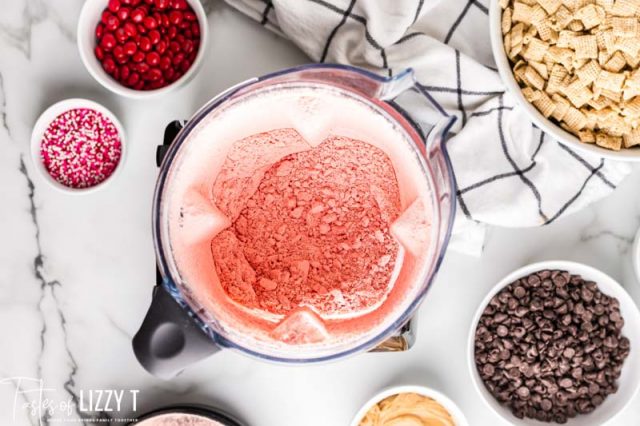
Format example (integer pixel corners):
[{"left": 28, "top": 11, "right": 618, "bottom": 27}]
[
  {"left": 210, "top": 130, "right": 401, "bottom": 317},
  {"left": 138, "top": 413, "right": 224, "bottom": 426}
]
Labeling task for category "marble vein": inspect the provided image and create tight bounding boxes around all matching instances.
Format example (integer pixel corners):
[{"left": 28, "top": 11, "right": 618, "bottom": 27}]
[
  {"left": 18, "top": 158, "right": 96, "bottom": 425},
  {"left": 0, "top": 0, "right": 76, "bottom": 59}
]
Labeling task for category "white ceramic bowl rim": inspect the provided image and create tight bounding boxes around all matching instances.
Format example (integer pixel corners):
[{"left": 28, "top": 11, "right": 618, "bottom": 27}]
[
  {"left": 29, "top": 98, "right": 127, "bottom": 194},
  {"left": 489, "top": 0, "right": 640, "bottom": 161},
  {"left": 467, "top": 260, "right": 640, "bottom": 426},
  {"left": 77, "top": 0, "right": 208, "bottom": 99},
  {"left": 349, "top": 385, "right": 469, "bottom": 426}
]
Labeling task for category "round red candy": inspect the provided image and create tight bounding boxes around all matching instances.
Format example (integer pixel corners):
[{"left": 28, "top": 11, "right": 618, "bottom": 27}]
[{"left": 94, "top": 0, "right": 201, "bottom": 90}]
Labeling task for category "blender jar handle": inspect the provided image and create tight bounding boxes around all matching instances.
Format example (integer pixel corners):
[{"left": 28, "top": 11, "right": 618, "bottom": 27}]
[{"left": 133, "top": 285, "right": 220, "bottom": 379}]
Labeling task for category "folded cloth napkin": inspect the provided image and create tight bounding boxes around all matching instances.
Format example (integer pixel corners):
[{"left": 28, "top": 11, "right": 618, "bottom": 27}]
[{"left": 223, "top": 0, "right": 632, "bottom": 255}]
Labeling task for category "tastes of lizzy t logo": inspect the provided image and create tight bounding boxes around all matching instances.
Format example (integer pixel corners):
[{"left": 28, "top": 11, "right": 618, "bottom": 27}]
[{"left": 0, "top": 377, "right": 139, "bottom": 424}]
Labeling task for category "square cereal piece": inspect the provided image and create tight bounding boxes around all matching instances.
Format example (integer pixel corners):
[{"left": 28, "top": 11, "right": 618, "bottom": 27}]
[
  {"left": 574, "top": 35, "right": 598, "bottom": 59},
  {"left": 601, "top": 30, "right": 617, "bottom": 53},
  {"left": 616, "top": 37, "right": 640, "bottom": 58},
  {"left": 578, "top": 129, "right": 596, "bottom": 143},
  {"left": 623, "top": 128, "right": 640, "bottom": 147},
  {"left": 557, "top": 30, "right": 579, "bottom": 48},
  {"left": 576, "top": 60, "right": 602, "bottom": 84},
  {"left": 626, "top": 68, "right": 640, "bottom": 88},
  {"left": 522, "top": 86, "right": 542, "bottom": 101},
  {"left": 531, "top": 4, "right": 548, "bottom": 25},
  {"left": 500, "top": 0, "right": 510, "bottom": 8},
  {"left": 563, "top": 78, "right": 594, "bottom": 107},
  {"left": 598, "top": 50, "right": 612, "bottom": 67},
  {"left": 595, "top": 132, "right": 623, "bottom": 150},
  {"left": 548, "top": 64, "right": 569, "bottom": 93},
  {"left": 502, "top": 7, "right": 513, "bottom": 34},
  {"left": 537, "top": 0, "right": 562, "bottom": 13},
  {"left": 523, "top": 38, "right": 550, "bottom": 61},
  {"left": 563, "top": 106, "right": 588, "bottom": 130},
  {"left": 530, "top": 60, "right": 549, "bottom": 79},
  {"left": 523, "top": 25, "right": 539, "bottom": 44},
  {"left": 513, "top": 2, "right": 534, "bottom": 24},
  {"left": 594, "top": 70, "right": 626, "bottom": 91},
  {"left": 561, "top": 0, "right": 579, "bottom": 10},
  {"left": 567, "top": 20, "right": 585, "bottom": 31},
  {"left": 576, "top": 4, "right": 605, "bottom": 28},
  {"left": 596, "top": 0, "right": 615, "bottom": 10},
  {"left": 525, "top": 65, "right": 547, "bottom": 89},
  {"left": 588, "top": 95, "right": 613, "bottom": 110},
  {"left": 514, "top": 65, "right": 528, "bottom": 83},
  {"left": 546, "top": 46, "right": 575, "bottom": 68},
  {"left": 533, "top": 91, "right": 557, "bottom": 116},
  {"left": 611, "top": 17, "right": 638, "bottom": 37},
  {"left": 504, "top": 32, "right": 512, "bottom": 55},
  {"left": 536, "top": 19, "right": 558, "bottom": 41},
  {"left": 623, "top": 86, "right": 640, "bottom": 101},
  {"left": 599, "top": 87, "right": 624, "bottom": 102},
  {"left": 611, "top": 0, "right": 640, "bottom": 16},
  {"left": 623, "top": 96, "right": 640, "bottom": 116},
  {"left": 604, "top": 51, "right": 627, "bottom": 72},
  {"left": 551, "top": 5, "right": 573, "bottom": 30},
  {"left": 551, "top": 94, "right": 571, "bottom": 120}
]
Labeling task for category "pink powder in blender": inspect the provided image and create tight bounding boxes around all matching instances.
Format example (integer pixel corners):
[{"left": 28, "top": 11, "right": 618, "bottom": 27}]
[
  {"left": 210, "top": 131, "right": 401, "bottom": 317},
  {"left": 166, "top": 84, "right": 435, "bottom": 351}
]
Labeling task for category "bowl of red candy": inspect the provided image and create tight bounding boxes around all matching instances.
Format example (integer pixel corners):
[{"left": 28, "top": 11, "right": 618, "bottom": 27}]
[
  {"left": 77, "top": 0, "right": 207, "bottom": 98},
  {"left": 30, "top": 99, "right": 126, "bottom": 193}
]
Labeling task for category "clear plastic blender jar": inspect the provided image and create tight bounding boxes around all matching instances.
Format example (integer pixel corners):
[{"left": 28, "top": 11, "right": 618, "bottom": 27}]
[{"left": 133, "top": 64, "right": 456, "bottom": 378}]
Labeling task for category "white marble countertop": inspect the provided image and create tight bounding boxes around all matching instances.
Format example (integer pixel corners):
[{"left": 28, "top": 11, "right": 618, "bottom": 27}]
[{"left": 1, "top": 1, "right": 639, "bottom": 425}]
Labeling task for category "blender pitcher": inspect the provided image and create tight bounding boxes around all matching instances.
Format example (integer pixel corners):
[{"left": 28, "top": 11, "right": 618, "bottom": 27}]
[{"left": 133, "top": 64, "right": 457, "bottom": 379}]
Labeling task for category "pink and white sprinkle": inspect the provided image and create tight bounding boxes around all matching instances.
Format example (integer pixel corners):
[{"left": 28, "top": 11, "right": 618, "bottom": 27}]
[{"left": 40, "top": 108, "right": 122, "bottom": 189}]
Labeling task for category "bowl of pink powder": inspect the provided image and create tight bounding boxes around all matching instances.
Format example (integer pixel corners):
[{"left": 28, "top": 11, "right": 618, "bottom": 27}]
[
  {"left": 133, "top": 405, "right": 244, "bottom": 426},
  {"left": 30, "top": 98, "right": 125, "bottom": 193}
]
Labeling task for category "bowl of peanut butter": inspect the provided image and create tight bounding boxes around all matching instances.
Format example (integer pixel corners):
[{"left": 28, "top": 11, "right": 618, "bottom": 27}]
[{"left": 350, "top": 385, "right": 469, "bottom": 426}]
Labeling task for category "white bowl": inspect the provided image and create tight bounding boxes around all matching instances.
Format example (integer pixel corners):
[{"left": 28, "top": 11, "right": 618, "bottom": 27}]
[
  {"left": 489, "top": 1, "right": 640, "bottom": 161},
  {"left": 633, "top": 229, "right": 640, "bottom": 286},
  {"left": 30, "top": 98, "right": 126, "bottom": 194},
  {"left": 77, "top": 0, "right": 208, "bottom": 99},
  {"left": 349, "top": 385, "right": 469, "bottom": 426},
  {"left": 468, "top": 260, "right": 640, "bottom": 425}
]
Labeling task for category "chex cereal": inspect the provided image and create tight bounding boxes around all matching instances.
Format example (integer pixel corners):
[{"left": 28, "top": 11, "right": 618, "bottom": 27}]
[{"left": 501, "top": 0, "right": 640, "bottom": 150}]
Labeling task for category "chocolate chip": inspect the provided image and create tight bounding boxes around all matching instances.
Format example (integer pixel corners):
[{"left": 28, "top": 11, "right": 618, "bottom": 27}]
[
  {"left": 559, "top": 378, "right": 573, "bottom": 388},
  {"left": 517, "top": 387, "right": 531, "bottom": 399},
  {"left": 514, "top": 286, "right": 527, "bottom": 298}
]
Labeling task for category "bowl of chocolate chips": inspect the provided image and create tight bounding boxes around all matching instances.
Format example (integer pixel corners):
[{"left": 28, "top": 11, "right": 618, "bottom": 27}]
[{"left": 468, "top": 261, "right": 640, "bottom": 425}]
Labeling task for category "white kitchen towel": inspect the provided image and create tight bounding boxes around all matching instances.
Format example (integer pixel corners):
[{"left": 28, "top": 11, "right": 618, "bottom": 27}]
[{"left": 223, "top": 0, "right": 633, "bottom": 255}]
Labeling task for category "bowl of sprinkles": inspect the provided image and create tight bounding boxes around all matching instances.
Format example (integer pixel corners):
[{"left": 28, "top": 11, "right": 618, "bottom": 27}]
[{"left": 30, "top": 99, "right": 125, "bottom": 193}]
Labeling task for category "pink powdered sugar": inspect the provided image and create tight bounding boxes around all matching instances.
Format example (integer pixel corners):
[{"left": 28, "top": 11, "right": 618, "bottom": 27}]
[{"left": 210, "top": 130, "right": 401, "bottom": 317}]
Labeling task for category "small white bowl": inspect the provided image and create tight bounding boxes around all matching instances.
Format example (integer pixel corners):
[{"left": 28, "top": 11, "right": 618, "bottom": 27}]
[
  {"left": 30, "top": 98, "right": 126, "bottom": 194},
  {"left": 77, "top": 0, "right": 208, "bottom": 99},
  {"left": 350, "top": 385, "right": 469, "bottom": 426},
  {"left": 489, "top": 1, "right": 640, "bottom": 161},
  {"left": 468, "top": 260, "right": 640, "bottom": 426}
]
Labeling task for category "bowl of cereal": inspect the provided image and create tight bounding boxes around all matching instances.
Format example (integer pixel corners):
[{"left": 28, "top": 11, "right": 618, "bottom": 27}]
[{"left": 490, "top": 0, "right": 640, "bottom": 159}]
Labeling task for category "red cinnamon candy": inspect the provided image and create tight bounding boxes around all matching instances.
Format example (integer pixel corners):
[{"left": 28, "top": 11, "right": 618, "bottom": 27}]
[{"left": 94, "top": 0, "right": 200, "bottom": 90}]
